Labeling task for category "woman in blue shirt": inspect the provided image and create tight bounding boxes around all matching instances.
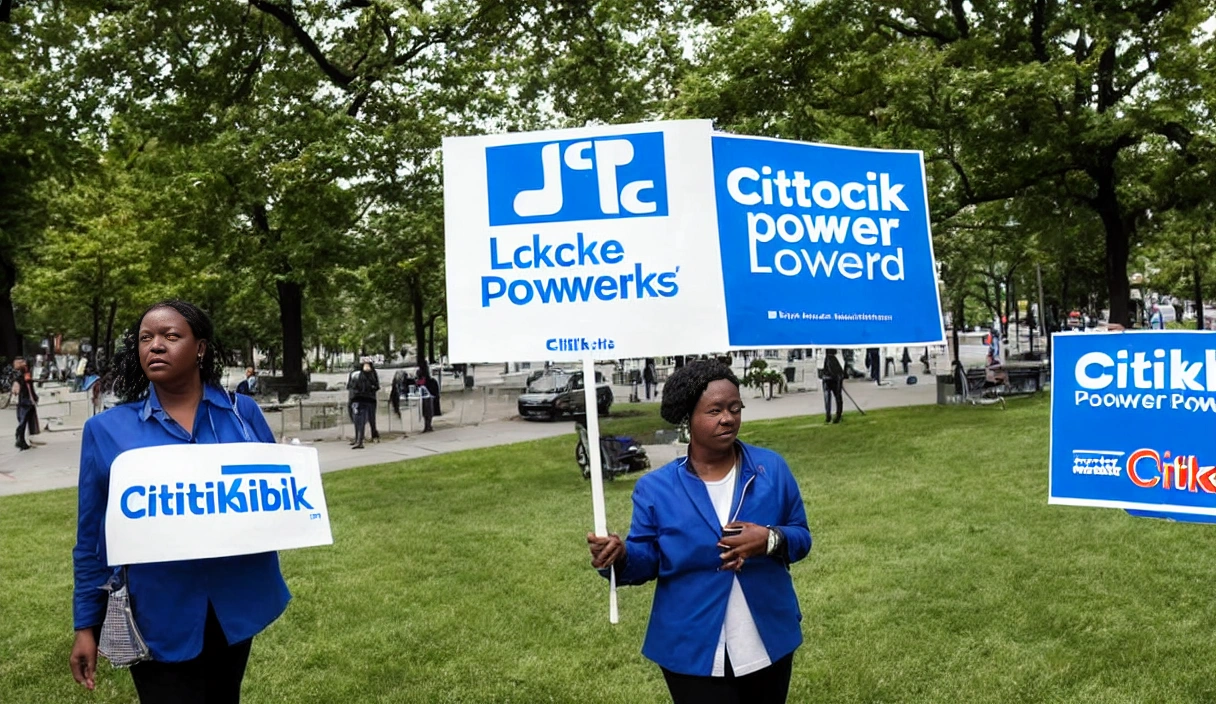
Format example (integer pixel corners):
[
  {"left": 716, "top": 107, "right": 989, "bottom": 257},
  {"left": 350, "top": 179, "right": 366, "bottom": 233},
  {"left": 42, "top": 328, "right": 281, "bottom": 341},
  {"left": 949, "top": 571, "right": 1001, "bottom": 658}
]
[
  {"left": 588, "top": 359, "right": 812, "bottom": 703},
  {"left": 69, "top": 300, "right": 290, "bottom": 703}
]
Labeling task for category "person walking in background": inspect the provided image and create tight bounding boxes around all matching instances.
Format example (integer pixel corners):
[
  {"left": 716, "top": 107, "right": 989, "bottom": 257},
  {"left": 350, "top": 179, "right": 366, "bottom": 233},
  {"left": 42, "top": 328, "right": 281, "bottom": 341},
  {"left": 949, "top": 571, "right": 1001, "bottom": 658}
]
[
  {"left": 587, "top": 360, "right": 812, "bottom": 703},
  {"left": 643, "top": 358, "right": 657, "bottom": 400},
  {"left": 363, "top": 359, "right": 381, "bottom": 442},
  {"left": 1150, "top": 304, "right": 1165, "bottom": 330},
  {"left": 865, "top": 347, "right": 881, "bottom": 384},
  {"left": 348, "top": 358, "right": 378, "bottom": 449},
  {"left": 11, "top": 356, "right": 39, "bottom": 450},
  {"left": 389, "top": 368, "right": 412, "bottom": 438},
  {"left": 416, "top": 364, "right": 440, "bottom": 433},
  {"left": 821, "top": 349, "right": 845, "bottom": 424},
  {"left": 235, "top": 367, "right": 258, "bottom": 396},
  {"left": 75, "top": 355, "right": 88, "bottom": 391}
]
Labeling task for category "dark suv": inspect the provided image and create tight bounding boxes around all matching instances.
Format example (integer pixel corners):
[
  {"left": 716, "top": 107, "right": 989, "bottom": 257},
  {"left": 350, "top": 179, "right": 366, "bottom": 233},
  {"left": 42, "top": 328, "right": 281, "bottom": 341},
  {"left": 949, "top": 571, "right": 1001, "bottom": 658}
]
[{"left": 518, "top": 370, "right": 613, "bottom": 421}]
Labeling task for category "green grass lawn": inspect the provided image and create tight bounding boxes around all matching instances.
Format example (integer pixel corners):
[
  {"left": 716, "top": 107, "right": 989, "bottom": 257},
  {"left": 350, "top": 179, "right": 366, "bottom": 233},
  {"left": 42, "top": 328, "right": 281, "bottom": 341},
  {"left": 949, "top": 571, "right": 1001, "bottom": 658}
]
[{"left": 5, "top": 397, "right": 1216, "bottom": 703}]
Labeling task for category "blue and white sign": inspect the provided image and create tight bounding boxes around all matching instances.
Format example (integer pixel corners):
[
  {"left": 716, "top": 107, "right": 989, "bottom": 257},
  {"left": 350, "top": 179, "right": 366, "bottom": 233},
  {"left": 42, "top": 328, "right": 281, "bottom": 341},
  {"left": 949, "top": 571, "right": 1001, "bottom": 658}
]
[
  {"left": 444, "top": 121, "right": 946, "bottom": 362},
  {"left": 712, "top": 135, "right": 945, "bottom": 347},
  {"left": 486, "top": 133, "right": 669, "bottom": 226},
  {"left": 444, "top": 121, "right": 729, "bottom": 362},
  {"left": 1050, "top": 331, "right": 1216, "bottom": 522},
  {"left": 105, "top": 443, "right": 333, "bottom": 565}
]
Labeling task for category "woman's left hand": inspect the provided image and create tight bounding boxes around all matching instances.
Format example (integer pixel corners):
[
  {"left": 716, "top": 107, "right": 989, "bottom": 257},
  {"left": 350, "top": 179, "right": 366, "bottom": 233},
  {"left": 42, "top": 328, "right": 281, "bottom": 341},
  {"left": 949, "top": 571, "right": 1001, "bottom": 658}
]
[{"left": 718, "top": 522, "right": 770, "bottom": 572}]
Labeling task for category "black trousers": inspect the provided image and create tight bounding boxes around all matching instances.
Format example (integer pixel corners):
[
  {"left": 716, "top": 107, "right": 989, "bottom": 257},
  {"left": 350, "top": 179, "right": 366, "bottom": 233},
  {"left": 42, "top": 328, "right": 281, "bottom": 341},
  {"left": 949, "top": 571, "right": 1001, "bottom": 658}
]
[
  {"left": 421, "top": 396, "right": 434, "bottom": 431},
  {"left": 366, "top": 400, "right": 379, "bottom": 439},
  {"left": 352, "top": 401, "right": 374, "bottom": 446},
  {"left": 662, "top": 652, "right": 794, "bottom": 704},
  {"left": 822, "top": 379, "right": 843, "bottom": 422},
  {"left": 15, "top": 404, "right": 36, "bottom": 448},
  {"left": 130, "top": 607, "right": 253, "bottom": 704}
]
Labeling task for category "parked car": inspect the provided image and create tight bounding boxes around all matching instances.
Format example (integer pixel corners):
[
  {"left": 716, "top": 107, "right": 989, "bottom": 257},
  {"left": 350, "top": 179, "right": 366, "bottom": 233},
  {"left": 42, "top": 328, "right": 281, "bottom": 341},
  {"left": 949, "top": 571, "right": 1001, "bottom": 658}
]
[{"left": 518, "top": 370, "right": 613, "bottom": 421}]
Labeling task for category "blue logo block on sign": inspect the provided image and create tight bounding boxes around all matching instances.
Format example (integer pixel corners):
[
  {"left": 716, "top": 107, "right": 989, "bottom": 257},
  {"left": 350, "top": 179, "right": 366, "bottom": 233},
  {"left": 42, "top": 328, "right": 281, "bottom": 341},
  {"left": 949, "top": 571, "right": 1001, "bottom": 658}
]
[{"left": 486, "top": 132, "right": 669, "bottom": 226}]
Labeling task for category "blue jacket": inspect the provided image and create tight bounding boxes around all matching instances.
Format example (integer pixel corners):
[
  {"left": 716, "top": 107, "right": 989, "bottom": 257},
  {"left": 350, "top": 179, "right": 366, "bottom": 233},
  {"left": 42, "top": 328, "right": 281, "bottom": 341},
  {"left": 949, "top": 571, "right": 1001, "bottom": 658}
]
[
  {"left": 608, "top": 443, "right": 811, "bottom": 676},
  {"left": 73, "top": 383, "right": 291, "bottom": 662}
]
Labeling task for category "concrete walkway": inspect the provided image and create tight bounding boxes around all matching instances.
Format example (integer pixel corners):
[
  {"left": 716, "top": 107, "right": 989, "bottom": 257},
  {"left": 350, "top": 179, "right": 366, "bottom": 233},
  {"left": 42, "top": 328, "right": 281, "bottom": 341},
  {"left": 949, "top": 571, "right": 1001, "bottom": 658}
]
[{"left": 0, "top": 375, "right": 944, "bottom": 497}]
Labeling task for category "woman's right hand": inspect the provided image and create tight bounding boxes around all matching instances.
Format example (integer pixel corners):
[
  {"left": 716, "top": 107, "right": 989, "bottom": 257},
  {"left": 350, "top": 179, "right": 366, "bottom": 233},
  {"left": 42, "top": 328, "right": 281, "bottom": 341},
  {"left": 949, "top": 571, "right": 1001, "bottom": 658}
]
[
  {"left": 69, "top": 628, "right": 97, "bottom": 690},
  {"left": 587, "top": 532, "right": 624, "bottom": 569}
]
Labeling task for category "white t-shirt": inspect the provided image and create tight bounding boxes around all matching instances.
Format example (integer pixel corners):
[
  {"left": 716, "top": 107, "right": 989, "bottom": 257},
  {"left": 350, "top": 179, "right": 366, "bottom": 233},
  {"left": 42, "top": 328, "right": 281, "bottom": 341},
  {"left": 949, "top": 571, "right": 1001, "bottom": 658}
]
[{"left": 703, "top": 466, "right": 772, "bottom": 677}]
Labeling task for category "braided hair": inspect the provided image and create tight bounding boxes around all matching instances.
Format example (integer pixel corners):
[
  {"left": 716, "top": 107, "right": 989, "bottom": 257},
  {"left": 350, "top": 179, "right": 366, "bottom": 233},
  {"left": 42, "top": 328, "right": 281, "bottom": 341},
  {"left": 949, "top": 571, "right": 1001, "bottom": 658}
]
[
  {"left": 109, "top": 300, "right": 225, "bottom": 403},
  {"left": 659, "top": 359, "right": 740, "bottom": 425}
]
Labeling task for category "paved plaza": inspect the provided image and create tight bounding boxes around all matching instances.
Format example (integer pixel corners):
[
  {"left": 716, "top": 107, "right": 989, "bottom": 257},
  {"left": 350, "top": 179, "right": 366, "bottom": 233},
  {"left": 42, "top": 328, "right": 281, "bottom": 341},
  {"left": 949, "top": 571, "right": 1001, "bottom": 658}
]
[{"left": 0, "top": 338, "right": 1011, "bottom": 496}]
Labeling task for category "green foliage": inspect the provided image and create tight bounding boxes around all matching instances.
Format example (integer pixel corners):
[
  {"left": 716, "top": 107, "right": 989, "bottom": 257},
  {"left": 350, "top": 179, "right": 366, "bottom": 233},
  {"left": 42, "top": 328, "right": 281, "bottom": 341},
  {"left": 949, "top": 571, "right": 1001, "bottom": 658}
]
[
  {"left": 676, "top": 0, "right": 1216, "bottom": 325},
  {"left": 740, "top": 358, "right": 786, "bottom": 398}
]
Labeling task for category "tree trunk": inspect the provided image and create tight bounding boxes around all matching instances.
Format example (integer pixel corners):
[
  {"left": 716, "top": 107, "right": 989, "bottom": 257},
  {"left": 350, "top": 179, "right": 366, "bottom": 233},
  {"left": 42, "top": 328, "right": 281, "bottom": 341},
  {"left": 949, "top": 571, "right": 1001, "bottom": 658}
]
[
  {"left": 1090, "top": 155, "right": 1132, "bottom": 326},
  {"left": 276, "top": 279, "right": 307, "bottom": 393},
  {"left": 102, "top": 300, "right": 118, "bottom": 371},
  {"left": 427, "top": 317, "right": 437, "bottom": 364},
  {"left": 409, "top": 274, "right": 427, "bottom": 368},
  {"left": 1195, "top": 255, "right": 1204, "bottom": 331},
  {"left": 0, "top": 256, "right": 21, "bottom": 362},
  {"left": 952, "top": 296, "right": 963, "bottom": 363},
  {"left": 90, "top": 294, "right": 101, "bottom": 364}
]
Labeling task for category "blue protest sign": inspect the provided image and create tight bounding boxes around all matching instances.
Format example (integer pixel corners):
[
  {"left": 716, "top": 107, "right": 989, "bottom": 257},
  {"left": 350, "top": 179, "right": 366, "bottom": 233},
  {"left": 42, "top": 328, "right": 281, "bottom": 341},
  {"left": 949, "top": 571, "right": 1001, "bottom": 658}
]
[
  {"left": 1050, "top": 331, "right": 1216, "bottom": 522},
  {"left": 711, "top": 135, "right": 945, "bottom": 348}
]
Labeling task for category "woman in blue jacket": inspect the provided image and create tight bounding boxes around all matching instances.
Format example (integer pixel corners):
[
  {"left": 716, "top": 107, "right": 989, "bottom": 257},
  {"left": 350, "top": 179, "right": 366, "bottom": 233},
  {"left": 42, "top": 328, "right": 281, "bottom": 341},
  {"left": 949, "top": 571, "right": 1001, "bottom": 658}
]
[
  {"left": 69, "top": 300, "right": 290, "bottom": 703},
  {"left": 588, "top": 359, "right": 812, "bottom": 703}
]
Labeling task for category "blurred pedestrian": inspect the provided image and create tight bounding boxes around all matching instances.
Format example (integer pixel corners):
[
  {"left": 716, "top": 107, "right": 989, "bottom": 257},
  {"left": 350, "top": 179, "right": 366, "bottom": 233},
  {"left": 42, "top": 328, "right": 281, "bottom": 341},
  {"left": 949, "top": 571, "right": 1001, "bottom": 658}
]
[
  {"left": 643, "top": 358, "right": 657, "bottom": 400},
  {"left": 821, "top": 349, "right": 845, "bottom": 424},
  {"left": 348, "top": 358, "right": 378, "bottom": 449},
  {"left": 11, "top": 356, "right": 39, "bottom": 450},
  {"left": 416, "top": 364, "right": 440, "bottom": 433},
  {"left": 235, "top": 367, "right": 258, "bottom": 396}
]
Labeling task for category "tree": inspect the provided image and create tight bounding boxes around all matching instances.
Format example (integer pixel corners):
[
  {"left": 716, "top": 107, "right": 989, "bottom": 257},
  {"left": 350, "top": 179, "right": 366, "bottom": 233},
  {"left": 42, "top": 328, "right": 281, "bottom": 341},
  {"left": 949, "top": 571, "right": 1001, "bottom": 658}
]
[
  {"left": 676, "top": 0, "right": 1216, "bottom": 325},
  {"left": 0, "top": 2, "right": 91, "bottom": 362},
  {"left": 13, "top": 142, "right": 156, "bottom": 366}
]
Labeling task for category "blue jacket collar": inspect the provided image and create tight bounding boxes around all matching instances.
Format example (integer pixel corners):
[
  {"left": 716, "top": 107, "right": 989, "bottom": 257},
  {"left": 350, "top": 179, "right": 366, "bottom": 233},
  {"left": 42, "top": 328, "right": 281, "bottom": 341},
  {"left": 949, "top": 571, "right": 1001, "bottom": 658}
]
[
  {"left": 677, "top": 441, "right": 760, "bottom": 535},
  {"left": 140, "top": 383, "right": 230, "bottom": 422}
]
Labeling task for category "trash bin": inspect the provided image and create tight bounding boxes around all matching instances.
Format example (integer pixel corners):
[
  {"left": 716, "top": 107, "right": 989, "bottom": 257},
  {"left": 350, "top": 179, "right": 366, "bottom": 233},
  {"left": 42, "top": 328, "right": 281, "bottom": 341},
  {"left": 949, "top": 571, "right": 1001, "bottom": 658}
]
[
  {"left": 784, "top": 366, "right": 796, "bottom": 383},
  {"left": 936, "top": 374, "right": 955, "bottom": 404},
  {"left": 464, "top": 374, "right": 474, "bottom": 389}
]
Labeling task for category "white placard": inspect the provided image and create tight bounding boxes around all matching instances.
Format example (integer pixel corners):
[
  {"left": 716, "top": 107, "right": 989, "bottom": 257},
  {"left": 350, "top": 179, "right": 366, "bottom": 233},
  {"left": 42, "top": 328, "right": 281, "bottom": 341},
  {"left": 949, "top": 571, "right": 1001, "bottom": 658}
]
[
  {"left": 443, "top": 119, "right": 729, "bottom": 362},
  {"left": 105, "top": 443, "right": 333, "bottom": 566}
]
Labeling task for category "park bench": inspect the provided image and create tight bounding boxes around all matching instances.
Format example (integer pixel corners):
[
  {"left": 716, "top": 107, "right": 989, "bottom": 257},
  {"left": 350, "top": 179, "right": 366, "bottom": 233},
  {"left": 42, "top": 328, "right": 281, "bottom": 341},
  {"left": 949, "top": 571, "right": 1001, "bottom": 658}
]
[{"left": 954, "top": 360, "right": 1049, "bottom": 409}]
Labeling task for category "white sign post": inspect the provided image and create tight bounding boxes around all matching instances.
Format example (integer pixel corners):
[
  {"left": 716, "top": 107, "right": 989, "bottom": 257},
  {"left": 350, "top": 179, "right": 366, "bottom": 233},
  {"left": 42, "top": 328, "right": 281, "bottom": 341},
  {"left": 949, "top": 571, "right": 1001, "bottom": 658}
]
[{"left": 581, "top": 352, "right": 618, "bottom": 623}]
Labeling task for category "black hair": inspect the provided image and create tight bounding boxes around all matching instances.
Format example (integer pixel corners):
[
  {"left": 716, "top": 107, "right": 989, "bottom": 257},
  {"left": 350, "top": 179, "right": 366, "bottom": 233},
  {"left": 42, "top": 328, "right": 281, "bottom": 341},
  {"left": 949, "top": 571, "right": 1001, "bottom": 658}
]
[
  {"left": 660, "top": 359, "right": 740, "bottom": 425},
  {"left": 110, "top": 300, "right": 225, "bottom": 403}
]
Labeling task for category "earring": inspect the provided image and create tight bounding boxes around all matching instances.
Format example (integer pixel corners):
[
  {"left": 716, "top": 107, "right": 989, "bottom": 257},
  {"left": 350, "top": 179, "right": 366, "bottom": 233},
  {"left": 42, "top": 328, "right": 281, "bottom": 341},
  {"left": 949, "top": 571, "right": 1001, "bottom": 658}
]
[{"left": 197, "top": 355, "right": 204, "bottom": 368}]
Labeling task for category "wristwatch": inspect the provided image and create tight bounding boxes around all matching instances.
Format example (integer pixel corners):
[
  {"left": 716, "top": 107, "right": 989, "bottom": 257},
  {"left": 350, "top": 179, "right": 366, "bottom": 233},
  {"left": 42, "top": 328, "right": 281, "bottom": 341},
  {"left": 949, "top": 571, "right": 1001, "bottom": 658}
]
[{"left": 765, "top": 526, "right": 780, "bottom": 555}]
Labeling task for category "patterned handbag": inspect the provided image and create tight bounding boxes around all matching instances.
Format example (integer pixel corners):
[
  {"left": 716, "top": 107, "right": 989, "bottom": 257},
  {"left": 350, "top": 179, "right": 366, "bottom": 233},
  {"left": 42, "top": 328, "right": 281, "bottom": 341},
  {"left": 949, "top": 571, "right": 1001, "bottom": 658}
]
[{"left": 97, "top": 568, "right": 151, "bottom": 668}]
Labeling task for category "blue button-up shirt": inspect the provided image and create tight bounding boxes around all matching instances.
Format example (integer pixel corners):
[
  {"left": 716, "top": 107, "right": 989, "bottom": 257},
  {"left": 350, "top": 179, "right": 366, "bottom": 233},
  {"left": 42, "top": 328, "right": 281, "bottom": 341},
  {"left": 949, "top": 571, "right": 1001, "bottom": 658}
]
[{"left": 73, "top": 383, "right": 291, "bottom": 662}]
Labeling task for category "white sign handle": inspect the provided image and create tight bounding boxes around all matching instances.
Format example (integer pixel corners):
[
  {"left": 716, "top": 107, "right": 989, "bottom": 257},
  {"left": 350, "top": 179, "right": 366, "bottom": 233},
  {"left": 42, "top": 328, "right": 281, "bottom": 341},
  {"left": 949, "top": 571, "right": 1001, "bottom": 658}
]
[{"left": 582, "top": 352, "right": 619, "bottom": 624}]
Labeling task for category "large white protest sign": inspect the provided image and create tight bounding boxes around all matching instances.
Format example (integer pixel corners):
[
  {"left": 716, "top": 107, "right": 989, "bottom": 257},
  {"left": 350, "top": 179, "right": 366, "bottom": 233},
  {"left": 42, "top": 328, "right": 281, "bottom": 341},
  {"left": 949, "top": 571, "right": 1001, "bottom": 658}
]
[
  {"left": 105, "top": 443, "right": 333, "bottom": 566},
  {"left": 443, "top": 120, "right": 729, "bottom": 363}
]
